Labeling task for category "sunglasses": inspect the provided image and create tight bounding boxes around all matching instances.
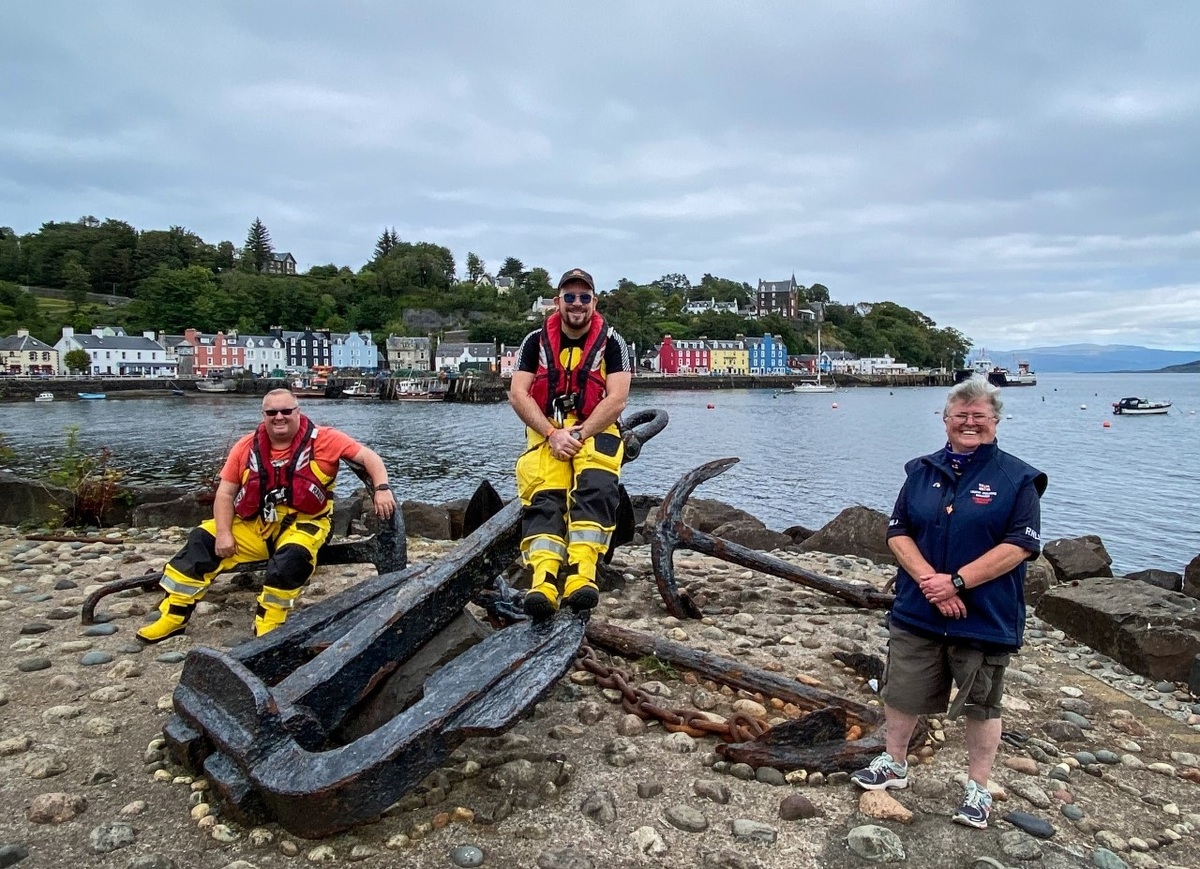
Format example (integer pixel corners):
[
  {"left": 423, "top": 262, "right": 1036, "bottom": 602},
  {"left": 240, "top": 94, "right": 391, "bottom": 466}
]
[
  {"left": 263, "top": 407, "right": 298, "bottom": 417},
  {"left": 561, "top": 292, "right": 593, "bottom": 304}
]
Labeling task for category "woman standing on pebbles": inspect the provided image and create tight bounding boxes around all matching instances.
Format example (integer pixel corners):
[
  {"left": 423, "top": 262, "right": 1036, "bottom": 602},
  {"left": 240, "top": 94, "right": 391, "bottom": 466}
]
[{"left": 851, "top": 376, "right": 1047, "bottom": 830}]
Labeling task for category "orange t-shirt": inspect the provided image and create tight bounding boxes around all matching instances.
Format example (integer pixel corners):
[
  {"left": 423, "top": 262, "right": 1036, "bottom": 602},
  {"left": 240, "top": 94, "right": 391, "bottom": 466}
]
[{"left": 220, "top": 424, "right": 364, "bottom": 485}]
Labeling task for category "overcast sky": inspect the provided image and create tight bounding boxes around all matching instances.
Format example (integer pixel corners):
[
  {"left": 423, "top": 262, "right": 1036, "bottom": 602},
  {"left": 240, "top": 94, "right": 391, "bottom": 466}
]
[{"left": 4, "top": 2, "right": 1199, "bottom": 350}]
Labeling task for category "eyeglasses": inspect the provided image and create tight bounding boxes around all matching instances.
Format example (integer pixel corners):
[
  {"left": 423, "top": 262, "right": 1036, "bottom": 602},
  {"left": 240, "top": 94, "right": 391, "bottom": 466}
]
[
  {"left": 946, "top": 413, "right": 995, "bottom": 423},
  {"left": 263, "top": 407, "right": 298, "bottom": 417},
  {"left": 561, "top": 292, "right": 593, "bottom": 305}
]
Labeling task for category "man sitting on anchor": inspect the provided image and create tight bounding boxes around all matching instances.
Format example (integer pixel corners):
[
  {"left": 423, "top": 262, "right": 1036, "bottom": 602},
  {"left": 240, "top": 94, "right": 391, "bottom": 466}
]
[
  {"left": 137, "top": 388, "right": 396, "bottom": 642},
  {"left": 508, "top": 268, "right": 633, "bottom": 620}
]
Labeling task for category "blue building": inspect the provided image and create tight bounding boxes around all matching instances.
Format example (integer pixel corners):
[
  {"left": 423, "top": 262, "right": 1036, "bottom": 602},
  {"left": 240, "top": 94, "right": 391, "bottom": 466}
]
[
  {"left": 331, "top": 330, "right": 378, "bottom": 371},
  {"left": 746, "top": 333, "right": 790, "bottom": 374}
]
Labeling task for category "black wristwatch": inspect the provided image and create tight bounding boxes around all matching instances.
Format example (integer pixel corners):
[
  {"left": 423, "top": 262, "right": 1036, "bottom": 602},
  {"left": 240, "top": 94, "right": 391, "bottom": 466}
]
[
  {"left": 374, "top": 483, "right": 391, "bottom": 492},
  {"left": 951, "top": 573, "right": 967, "bottom": 592}
]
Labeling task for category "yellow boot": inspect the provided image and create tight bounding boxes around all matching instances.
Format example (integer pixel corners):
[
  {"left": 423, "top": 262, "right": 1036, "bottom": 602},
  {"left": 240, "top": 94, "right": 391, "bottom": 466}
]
[
  {"left": 254, "top": 585, "right": 300, "bottom": 637},
  {"left": 524, "top": 571, "right": 560, "bottom": 621},
  {"left": 136, "top": 594, "right": 195, "bottom": 643},
  {"left": 563, "top": 568, "right": 599, "bottom": 613}
]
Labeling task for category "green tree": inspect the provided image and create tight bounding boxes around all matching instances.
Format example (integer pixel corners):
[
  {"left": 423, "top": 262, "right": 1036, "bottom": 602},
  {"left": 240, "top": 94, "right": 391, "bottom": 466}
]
[
  {"left": 465, "top": 251, "right": 485, "bottom": 283},
  {"left": 64, "top": 348, "right": 91, "bottom": 373},
  {"left": 243, "top": 218, "right": 273, "bottom": 273},
  {"left": 498, "top": 257, "right": 525, "bottom": 282},
  {"left": 213, "top": 240, "right": 236, "bottom": 272},
  {"left": 525, "top": 267, "right": 553, "bottom": 297},
  {"left": 62, "top": 253, "right": 91, "bottom": 311},
  {"left": 374, "top": 227, "right": 400, "bottom": 261}
]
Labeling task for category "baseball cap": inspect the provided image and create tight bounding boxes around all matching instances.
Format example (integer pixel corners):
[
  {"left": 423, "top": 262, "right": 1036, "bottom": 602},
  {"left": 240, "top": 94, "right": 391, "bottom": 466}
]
[{"left": 557, "top": 268, "right": 595, "bottom": 292}]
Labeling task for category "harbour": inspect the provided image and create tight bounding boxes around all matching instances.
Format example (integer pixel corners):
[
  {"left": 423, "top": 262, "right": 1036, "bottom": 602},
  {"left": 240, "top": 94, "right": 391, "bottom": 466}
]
[{"left": 2, "top": 372, "right": 1198, "bottom": 575}]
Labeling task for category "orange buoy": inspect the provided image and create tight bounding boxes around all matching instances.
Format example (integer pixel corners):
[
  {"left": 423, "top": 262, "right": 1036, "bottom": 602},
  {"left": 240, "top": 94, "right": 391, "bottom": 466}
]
[
  {"left": 831, "top": 402, "right": 838, "bottom": 409},
  {"left": 1102, "top": 420, "right": 1111, "bottom": 428},
  {"left": 706, "top": 403, "right": 715, "bottom": 409}
]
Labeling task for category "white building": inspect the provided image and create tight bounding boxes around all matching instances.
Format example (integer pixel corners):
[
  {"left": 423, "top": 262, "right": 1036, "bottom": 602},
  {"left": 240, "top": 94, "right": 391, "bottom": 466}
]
[
  {"left": 55, "top": 326, "right": 175, "bottom": 376},
  {"left": 242, "top": 335, "right": 287, "bottom": 375}
]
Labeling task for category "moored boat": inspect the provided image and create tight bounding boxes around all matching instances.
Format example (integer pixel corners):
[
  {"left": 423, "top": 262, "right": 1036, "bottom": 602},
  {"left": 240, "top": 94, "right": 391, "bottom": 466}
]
[
  {"left": 34, "top": 392, "right": 54, "bottom": 402},
  {"left": 790, "top": 326, "right": 837, "bottom": 394},
  {"left": 1111, "top": 397, "right": 1171, "bottom": 416},
  {"left": 77, "top": 392, "right": 106, "bottom": 400},
  {"left": 393, "top": 378, "right": 448, "bottom": 402},
  {"left": 954, "top": 353, "right": 1036, "bottom": 387},
  {"left": 196, "top": 377, "right": 237, "bottom": 393},
  {"left": 343, "top": 382, "right": 380, "bottom": 399}
]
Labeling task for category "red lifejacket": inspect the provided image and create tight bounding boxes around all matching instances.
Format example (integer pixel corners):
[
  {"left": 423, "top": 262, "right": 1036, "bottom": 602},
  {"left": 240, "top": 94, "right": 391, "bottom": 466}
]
[
  {"left": 528, "top": 312, "right": 610, "bottom": 420},
  {"left": 232, "top": 414, "right": 335, "bottom": 520}
]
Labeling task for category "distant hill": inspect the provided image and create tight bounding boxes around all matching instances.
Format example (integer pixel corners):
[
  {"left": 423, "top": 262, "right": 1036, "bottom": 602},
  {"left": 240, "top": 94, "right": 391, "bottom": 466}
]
[{"left": 985, "top": 344, "right": 1200, "bottom": 373}]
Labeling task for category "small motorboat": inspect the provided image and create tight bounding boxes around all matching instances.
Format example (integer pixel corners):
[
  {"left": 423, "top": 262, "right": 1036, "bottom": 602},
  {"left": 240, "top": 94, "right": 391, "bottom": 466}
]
[
  {"left": 77, "top": 392, "right": 107, "bottom": 400},
  {"left": 1112, "top": 397, "right": 1171, "bottom": 416},
  {"left": 34, "top": 392, "right": 54, "bottom": 402},
  {"left": 343, "top": 382, "right": 381, "bottom": 400}
]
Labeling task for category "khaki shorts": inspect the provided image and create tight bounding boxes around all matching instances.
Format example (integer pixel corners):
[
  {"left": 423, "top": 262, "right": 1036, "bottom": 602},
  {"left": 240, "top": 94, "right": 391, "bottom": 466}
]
[{"left": 881, "top": 622, "right": 1012, "bottom": 720}]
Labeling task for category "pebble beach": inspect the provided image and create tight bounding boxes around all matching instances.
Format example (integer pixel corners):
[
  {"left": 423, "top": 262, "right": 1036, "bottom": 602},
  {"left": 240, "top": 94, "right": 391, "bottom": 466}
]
[{"left": 1, "top": 525, "right": 1199, "bottom": 869}]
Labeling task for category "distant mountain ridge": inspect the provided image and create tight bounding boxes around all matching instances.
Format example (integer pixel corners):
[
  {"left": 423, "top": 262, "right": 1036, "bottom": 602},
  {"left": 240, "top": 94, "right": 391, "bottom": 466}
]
[{"left": 983, "top": 344, "right": 1200, "bottom": 373}]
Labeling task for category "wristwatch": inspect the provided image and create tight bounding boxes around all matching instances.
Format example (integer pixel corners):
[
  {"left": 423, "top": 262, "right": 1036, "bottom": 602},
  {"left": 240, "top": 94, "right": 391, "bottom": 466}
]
[
  {"left": 374, "top": 483, "right": 391, "bottom": 492},
  {"left": 951, "top": 573, "right": 967, "bottom": 592}
]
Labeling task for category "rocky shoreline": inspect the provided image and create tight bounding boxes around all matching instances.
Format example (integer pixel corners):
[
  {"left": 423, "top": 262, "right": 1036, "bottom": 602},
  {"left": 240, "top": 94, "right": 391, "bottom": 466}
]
[{"left": 2, "top": 510, "right": 1200, "bottom": 869}]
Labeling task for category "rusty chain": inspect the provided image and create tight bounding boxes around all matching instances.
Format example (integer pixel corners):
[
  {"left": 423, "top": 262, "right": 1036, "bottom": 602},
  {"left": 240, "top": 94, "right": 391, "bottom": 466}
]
[{"left": 574, "top": 641, "right": 771, "bottom": 744}]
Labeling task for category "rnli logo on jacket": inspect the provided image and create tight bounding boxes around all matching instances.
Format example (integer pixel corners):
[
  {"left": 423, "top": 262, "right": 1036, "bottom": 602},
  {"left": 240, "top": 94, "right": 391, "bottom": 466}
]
[{"left": 970, "top": 483, "right": 996, "bottom": 505}]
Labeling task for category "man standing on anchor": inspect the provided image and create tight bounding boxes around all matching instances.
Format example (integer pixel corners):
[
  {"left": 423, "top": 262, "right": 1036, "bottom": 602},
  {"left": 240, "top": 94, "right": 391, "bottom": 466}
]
[{"left": 508, "top": 268, "right": 632, "bottom": 619}]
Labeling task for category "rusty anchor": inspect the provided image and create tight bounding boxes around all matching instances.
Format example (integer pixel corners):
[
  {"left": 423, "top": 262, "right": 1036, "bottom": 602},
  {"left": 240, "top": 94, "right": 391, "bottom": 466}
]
[
  {"left": 648, "top": 457, "right": 894, "bottom": 620},
  {"left": 80, "top": 460, "right": 407, "bottom": 625},
  {"left": 161, "top": 409, "right": 668, "bottom": 837}
]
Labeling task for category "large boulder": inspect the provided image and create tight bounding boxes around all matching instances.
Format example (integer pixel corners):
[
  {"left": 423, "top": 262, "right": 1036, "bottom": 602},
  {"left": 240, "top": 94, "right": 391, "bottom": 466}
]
[
  {"left": 681, "top": 498, "right": 761, "bottom": 534},
  {"left": 711, "top": 519, "right": 794, "bottom": 553},
  {"left": 1125, "top": 569, "right": 1183, "bottom": 593},
  {"left": 1023, "top": 555, "right": 1057, "bottom": 606},
  {"left": 132, "top": 493, "right": 212, "bottom": 529},
  {"left": 1184, "top": 554, "right": 1200, "bottom": 601},
  {"left": 0, "top": 472, "right": 72, "bottom": 526},
  {"left": 1036, "top": 577, "right": 1200, "bottom": 682},
  {"left": 401, "top": 499, "right": 452, "bottom": 540},
  {"left": 1043, "top": 535, "right": 1113, "bottom": 582},
  {"left": 798, "top": 506, "right": 893, "bottom": 565}
]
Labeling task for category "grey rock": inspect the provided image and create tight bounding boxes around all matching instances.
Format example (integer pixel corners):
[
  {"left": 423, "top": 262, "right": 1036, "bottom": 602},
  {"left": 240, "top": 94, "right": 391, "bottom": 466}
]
[
  {"left": 1062, "top": 804, "right": 1085, "bottom": 821},
  {"left": 846, "top": 824, "right": 905, "bottom": 863},
  {"left": 1042, "top": 720, "right": 1084, "bottom": 742},
  {"left": 1092, "top": 847, "right": 1129, "bottom": 869},
  {"left": 1060, "top": 710, "right": 1092, "bottom": 729},
  {"left": 16, "top": 658, "right": 51, "bottom": 673},
  {"left": 1182, "top": 551, "right": 1200, "bottom": 600},
  {"left": 535, "top": 847, "right": 595, "bottom": 869},
  {"left": 755, "top": 766, "right": 786, "bottom": 786},
  {"left": 155, "top": 652, "right": 186, "bottom": 664},
  {"left": 126, "top": 856, "right": 177, "bottom": 869},
  {"left": 80, "top": 651, "right": 114, "bottom": 666},
  {"left": 449, "top": 845, "right": 484, "bottom": 868},
  {"left": 1037, "top": 577, "right": 1200, "bottom": 682},
  {"left": 0, "top": 844, "right": 30, "bottom": 868},
  {"left": 1002, "top": 811, "right": 1056, "bottom": 839},
  {"left": 636, "top": 782, "right": 662, "bottom": 799},
  {"left": 730, "top": 819, "right": 777, "bottom": 844},
  {"left": 579, "top": 791, "right": 616, "bottom": 825},
  {"left": 19, "top": 623, "right": 53, "bottom": 635},
  {"left": 799, "top": 506, "right": 894, "bottom": 564},
  {"left": 700, "top": 848, "right": 759, "bottom": 869},
  {"left": 693, "top": 779, "right": 730, "bottom": 804},
  {"left": 89, "top": 821, "right": 136, "bottom": 854},
  {"left": 1093, "top": 750, "right": 1120, "bottom": 764},
  {"left": 664, "top": 804, "right": 709, "bottom": 833},
  {"left": 1126, "top": 568, "right": 1182, "bottom": 592},
  {"left": 82, "top": 624, "right": 118, "bottom": 636},
  {"left": 1043, "top": 535, "right": 1113, "bottom": 581},
  {"left": 728, "top": 762, "right": 755, "bottom": 781},
  {"left": 1008, "top": 780, "right": 1052, "bottom": 809},
  {"left": 999, "top": 830, "right": 1043, "bottom": 860}
]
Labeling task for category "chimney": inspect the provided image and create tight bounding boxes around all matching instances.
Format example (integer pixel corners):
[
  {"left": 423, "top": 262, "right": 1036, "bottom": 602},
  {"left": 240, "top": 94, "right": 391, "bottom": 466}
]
[
  {"left": 17, "top": 328, "right": 29, "bottom": 338},
  {"left": 62, "top": 326, "right": 74, "bottom": 339}
]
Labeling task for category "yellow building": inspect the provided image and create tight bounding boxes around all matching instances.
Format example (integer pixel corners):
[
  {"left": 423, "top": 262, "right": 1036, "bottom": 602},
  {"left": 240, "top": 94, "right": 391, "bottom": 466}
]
[
  {"left": 707, "top": 339, "right": 750, "bottom": 375},
  {"left": 0, "top": 329, "right": 58, "bottom": 375}
]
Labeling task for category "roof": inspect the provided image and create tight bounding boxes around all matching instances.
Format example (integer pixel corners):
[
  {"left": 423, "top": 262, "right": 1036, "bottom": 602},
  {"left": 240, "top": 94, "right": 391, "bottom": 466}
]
[
  {"left": 0, "top": 333, "right": 55, "bottom": 352},
  {"left": 436, "top": 342, "right": 497, "bottom": 358},
  {"left": 67, "top": 334, "right": 165, "bottom": 351},
  {"left": 758, "top": 277, "right": 798, "bottom": 294},
  {"left": 272, "top": 252, "right": 296, "bottom": 263},
  {"left": 386, "top": 335, "right": 431, "bottom": 349}
]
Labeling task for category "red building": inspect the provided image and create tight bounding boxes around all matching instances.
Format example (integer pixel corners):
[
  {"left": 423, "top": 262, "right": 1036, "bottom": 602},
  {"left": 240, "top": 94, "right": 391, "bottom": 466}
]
[
  {"left": 658, "top": 335, "right": 710, "bottom": 375},
  {"left": 184, "top": 328, "right": 246, "bottom": 376}
]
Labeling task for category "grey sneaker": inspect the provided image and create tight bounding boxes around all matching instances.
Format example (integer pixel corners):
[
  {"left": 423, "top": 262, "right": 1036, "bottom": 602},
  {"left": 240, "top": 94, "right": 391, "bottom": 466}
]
[
  {"left": 850, "top": 753, "right": 909, "bottom": 790},
  {"left": 952, "top": 779, "right": 993, "bottom": 829}
]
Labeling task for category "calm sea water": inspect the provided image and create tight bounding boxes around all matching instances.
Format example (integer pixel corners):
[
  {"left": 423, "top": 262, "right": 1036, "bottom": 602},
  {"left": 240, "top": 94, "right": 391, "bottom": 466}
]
[{"left": 3, "top": 373, "right": 1198, "bottom": 574}]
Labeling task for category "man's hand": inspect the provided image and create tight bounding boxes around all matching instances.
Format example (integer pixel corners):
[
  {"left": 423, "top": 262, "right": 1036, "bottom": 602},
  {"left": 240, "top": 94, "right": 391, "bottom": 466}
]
[
  {"left": 546, "top": 426, "right": 583, "bottom": 460},
  {"left": 373, "top": 488, "right": 396, "bottom": 519},
  {"left": 214, "top": 530, "right": 237, "bottom": 558}
]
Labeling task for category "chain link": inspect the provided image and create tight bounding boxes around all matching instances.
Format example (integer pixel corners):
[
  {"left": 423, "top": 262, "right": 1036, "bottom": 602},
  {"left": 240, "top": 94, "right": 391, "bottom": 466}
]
[{"left": 575, "top": 642, "right": 771, "bottom": 744}]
